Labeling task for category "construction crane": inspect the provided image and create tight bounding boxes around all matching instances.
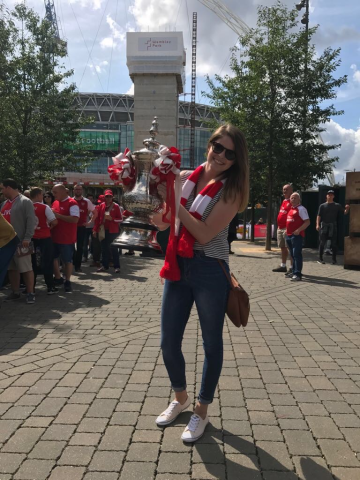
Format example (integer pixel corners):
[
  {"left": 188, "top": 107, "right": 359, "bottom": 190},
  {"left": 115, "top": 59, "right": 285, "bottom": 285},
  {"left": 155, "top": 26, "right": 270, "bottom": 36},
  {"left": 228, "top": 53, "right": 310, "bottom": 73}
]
[
  {"left": 44, "top": 0, "right": 67, "bottom": 52},
  {"left": 44, "top": 0, "right": 60, "bottom": 40},
  {"left": 189, "top": 12, "right": 197, "bottom": 169}
]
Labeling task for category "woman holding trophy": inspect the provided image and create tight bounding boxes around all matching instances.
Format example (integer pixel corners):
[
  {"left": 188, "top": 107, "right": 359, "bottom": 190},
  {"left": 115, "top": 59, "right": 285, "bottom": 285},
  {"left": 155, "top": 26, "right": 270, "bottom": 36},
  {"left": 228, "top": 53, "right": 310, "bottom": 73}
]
[{"left": 154, "top": 124, "right": 249, "bottom": 442}]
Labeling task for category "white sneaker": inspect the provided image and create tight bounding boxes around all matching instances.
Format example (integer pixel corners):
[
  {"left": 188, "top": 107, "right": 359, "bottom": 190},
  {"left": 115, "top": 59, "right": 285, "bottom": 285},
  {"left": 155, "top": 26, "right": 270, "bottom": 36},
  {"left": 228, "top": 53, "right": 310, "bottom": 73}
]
[
  {"left": 181, "top": 413, "right": 209, "bottom": 443},
  {"left": 155, "top": 396, "right": 191, "bottom": 426}
]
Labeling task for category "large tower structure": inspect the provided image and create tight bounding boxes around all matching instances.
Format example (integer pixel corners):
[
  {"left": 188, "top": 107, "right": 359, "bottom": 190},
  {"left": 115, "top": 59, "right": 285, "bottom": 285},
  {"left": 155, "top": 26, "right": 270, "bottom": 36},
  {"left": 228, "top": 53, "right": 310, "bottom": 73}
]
[
  {"left": 126, "top": 32, "right": 185, "bottom": 150},
  {"left": 44, "top": 0, "right": 60, "bottom": 39}
]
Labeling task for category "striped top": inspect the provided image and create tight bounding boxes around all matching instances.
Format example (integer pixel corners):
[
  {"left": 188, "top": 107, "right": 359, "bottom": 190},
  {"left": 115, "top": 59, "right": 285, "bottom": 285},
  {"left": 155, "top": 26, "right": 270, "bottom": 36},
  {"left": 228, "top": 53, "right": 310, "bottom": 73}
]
[{"left": 181, "top": 171, "right": 229, "bottom": 264}]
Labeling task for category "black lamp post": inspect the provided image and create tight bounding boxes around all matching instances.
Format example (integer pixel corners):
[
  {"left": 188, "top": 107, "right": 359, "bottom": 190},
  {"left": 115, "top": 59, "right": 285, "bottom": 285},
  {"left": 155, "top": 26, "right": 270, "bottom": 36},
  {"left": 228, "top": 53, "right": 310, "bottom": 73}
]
[
  {"left": 296, "top": 0, "right": 310, "bottom": 145},
  {"left": 296, "top": 0, "right": 309, "bottom": 33}
]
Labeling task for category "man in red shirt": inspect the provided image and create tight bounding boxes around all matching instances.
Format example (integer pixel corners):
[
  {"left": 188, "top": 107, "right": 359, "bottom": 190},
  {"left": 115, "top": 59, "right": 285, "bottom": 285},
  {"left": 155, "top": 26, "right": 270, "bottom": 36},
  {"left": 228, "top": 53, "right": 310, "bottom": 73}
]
[
  {"left": 93, "top": 190, "right": 122, "bottom": 273},
  {"left": 30, "top": 187, "right": 58, "bottom": 294},
  {"left": 286, "top": 192, "right": 310, "bottom": 282},
  {"left": 51, "top": 184, "right": 80, "bottom": 293},
  {"left": 72, "top": 184, "right": 96, "bottom": 273},
  {"left": 273, "top": 184, "right": 293, "bottom": 274}
]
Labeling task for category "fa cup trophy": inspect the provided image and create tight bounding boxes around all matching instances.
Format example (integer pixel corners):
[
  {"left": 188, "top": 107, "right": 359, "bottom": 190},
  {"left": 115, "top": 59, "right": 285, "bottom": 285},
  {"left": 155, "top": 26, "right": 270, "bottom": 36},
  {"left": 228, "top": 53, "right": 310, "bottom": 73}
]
[{"left": 109, "top": 117, "right": 180, "bottom": 252}]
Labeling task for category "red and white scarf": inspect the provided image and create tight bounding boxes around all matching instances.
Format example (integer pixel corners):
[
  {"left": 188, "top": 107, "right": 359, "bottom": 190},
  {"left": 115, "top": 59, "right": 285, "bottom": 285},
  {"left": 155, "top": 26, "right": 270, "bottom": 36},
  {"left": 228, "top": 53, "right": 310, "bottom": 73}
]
[{"left": 160, "top": 163, "right": 226, "bottom": 281}]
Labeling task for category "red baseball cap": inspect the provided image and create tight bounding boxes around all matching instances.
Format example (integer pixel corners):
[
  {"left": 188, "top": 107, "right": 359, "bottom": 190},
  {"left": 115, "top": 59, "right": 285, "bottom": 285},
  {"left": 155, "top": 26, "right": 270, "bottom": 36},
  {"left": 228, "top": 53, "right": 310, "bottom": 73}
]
[
  {"left": 104, "top": 189, "right": 113, "bottom": 196},
  {"left": 97, "top": 194, "right": 105, "bottom": 204}
]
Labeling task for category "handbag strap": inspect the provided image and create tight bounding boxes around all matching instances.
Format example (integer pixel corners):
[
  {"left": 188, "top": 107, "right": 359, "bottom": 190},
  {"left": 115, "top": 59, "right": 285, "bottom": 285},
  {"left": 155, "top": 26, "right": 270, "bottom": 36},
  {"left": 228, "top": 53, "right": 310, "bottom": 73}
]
[{"left": 217, "top": 259, "right": 233, "bottom": 286}]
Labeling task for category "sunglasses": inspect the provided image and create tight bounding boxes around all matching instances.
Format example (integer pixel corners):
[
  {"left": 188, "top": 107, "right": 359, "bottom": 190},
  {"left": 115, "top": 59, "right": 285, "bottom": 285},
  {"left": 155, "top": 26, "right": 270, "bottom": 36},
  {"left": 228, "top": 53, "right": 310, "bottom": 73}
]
[
  {"left": 211, "top": 141, "right": 236, "bottom": 161},
  {"left": 44, "top": 195, "right": 51, "bottom": 198}
]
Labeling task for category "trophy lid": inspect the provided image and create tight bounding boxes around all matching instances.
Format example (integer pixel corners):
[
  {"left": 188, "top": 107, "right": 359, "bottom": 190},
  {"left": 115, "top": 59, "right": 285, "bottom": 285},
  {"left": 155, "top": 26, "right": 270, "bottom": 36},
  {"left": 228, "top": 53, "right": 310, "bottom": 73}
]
[{"left": 133, "top": 117, "right": 161, "bottom": 155}]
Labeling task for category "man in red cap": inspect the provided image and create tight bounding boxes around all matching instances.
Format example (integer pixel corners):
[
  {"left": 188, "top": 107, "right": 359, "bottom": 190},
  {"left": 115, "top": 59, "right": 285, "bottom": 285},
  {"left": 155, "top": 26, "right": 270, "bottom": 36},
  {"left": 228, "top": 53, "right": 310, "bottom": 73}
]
[{"left": 93, "top": 190, "right": 122, "bottom": 273}]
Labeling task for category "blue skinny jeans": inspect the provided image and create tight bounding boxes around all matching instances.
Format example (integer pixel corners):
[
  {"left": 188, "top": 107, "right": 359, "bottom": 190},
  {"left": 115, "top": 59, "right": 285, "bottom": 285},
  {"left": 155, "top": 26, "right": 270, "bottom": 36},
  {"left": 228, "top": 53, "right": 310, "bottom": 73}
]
[
  {"left": 286, "top": 234, "right": 304, "bottom": 277},
  {"left": 161, "top": 252, "right": 230, "bottom": 405}
]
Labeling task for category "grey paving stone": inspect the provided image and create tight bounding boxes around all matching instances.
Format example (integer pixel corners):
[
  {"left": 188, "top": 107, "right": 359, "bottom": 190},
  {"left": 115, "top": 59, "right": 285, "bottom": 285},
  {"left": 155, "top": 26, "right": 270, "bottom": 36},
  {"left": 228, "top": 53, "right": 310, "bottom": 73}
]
[
  {"left": 110, "top": 412, "right": 139, "bottom": 426},
  {"left": 23, "top": 416, "right": 53, "bottom": 428},
  {"left": 192, "top": 462, "right": 226, "bottom": 479},
  {"left": 306, "top": 416, "right": 343, "bottom": 439},
  {"left": 132, "top": 429, "right": 162, "bottom": 443},
  {"left": 57, "top": 446, "right": 95, "bottom": 466},
  {"left": 86, "top": 399, "right": 117, "bottom": 418},
  {"left": 125, "top": 456, "right": 163, "bottom": 478},
  {"left": 293, "top": 456, "right": 334, "bottom": 480},
  {"left": 262, "top": 473, "right": 298, "bottom": 480},
  {"left": 42, "top": 424, "right": 76, "bottom": 441},
  {"left": 69, "top": 433, "right": 101, "bottom": 446},
  {"left": 77, "top": 417, "right": 108, "bottom": 433},
  {"left": 0, "top": 420, "right": 22, "bottom": 443},
  {"left": 192, "top": 444, "right": 225, "bottom": 464},
  {"left": 88, "top": 451, "right": 125, "bottom": 471},
  {"left": 226, "top": 454, "right": 261, "bottom": 480},
  {"left": 13, "top": 459, "right": 55, "bottom": 480},
  {"left": 256, "top": 442, "right": 293, "bottom": 471},
  {"left": 1, "top": 405, "right": 35, "bottom": 419},
  {"left": 2, "top": 427, "right": 45, "bottom": 453},
  {"left": 157, "top": 452, "right": 191, "bottom": 474},
  {"left": 0, "top": 453, "right": 26, "bottom": 474},
  {"left": 84, "top": 474, "right": 118, "bottom": 480},
  {"left": 318, "top": 439, "right": 360, "bottom": 467},
  {"left": 48, "top": 466, "right": 86, "bottom": 480},
  {"left": 222, "top": 420, "right": 252, "bottom": 436},
  {"left": 32, "top": 397, "right": 68, "bottom": 417},
  {"left": 98, "top": 426, "right": 134, "bottom": 451},
  {"left": 331, "top": 413, "right": 360, "bottom": 428},
  {"left": 156, "top": 475, "right": 190, "bottom": 480},
  {"left": 54, "top": 404, "right": 88, "bottom": 424},
  {"left": 331, "top": 467, "right": 360, "bottom": 480},
  {"left": 161, "top": 427, "right": 190, "bottom": 452},
  {"left": 28, "top": 440, "right": 66, "bottom": 459},
  {"left": 283, "top": 430, "right": 321, "bottom": 456}
]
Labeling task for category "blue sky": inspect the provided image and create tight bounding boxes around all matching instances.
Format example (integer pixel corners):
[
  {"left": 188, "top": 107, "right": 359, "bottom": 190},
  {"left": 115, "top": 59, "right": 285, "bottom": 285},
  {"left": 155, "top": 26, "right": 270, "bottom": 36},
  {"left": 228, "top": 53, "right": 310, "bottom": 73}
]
[{"left": 4, "top": 0, "right": 360, "bottom": 179}]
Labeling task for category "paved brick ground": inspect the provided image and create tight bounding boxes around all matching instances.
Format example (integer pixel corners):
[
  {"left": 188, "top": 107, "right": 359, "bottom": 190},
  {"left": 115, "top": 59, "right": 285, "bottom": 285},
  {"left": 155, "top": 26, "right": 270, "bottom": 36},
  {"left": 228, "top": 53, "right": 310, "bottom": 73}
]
[{"left": 0, "top": 241, "right": 359, "bottom": 480}]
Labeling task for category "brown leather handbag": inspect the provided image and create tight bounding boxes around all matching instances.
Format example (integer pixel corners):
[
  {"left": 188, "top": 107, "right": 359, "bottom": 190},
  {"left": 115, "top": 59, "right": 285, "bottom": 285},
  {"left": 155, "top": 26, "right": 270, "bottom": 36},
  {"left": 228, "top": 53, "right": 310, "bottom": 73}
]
[{"left": 218, "top": 260, "right": 250, "bottom": 328}]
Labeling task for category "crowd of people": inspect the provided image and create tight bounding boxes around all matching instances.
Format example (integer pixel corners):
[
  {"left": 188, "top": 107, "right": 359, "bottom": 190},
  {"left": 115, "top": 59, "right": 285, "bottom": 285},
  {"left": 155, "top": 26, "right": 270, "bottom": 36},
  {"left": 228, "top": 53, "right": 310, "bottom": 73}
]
[{"left": 0, "top": 179, "right": 126, "bottom": 304}]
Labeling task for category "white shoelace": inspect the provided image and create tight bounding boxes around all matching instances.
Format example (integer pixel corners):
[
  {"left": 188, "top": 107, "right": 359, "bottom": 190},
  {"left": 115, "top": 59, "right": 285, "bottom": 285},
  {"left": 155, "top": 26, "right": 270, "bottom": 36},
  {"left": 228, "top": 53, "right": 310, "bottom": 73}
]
[
  {"left": 187, "top": 414, "right": 201, "bottom": 431},
  {"left": 162, "top": 401, "right": 179, "bottom": 417}
]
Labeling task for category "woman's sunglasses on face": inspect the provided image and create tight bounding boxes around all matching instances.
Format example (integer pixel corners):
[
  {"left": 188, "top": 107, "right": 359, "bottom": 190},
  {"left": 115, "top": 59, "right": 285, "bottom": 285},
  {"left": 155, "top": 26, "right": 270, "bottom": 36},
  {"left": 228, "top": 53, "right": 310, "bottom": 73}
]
[{"left": 211, "top": 141, "right": 236, "bottom": 161}]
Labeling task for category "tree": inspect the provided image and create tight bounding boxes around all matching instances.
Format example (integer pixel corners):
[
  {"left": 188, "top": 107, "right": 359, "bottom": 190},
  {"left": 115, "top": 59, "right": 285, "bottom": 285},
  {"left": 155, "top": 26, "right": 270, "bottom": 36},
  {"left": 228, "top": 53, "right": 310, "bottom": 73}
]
[
  {"left": 204, "top": 1, "right": 347, "bottom": 249},
  {"left": 0, "top": 3, "right": 92, "bottom": 189}
]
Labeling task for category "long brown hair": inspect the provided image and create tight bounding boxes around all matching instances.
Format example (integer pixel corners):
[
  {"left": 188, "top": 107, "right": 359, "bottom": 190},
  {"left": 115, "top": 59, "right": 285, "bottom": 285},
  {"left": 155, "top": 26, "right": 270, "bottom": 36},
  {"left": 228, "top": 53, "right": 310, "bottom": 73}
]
[{"left": 208, "top": 124, "right": 249, "bottom": 212}]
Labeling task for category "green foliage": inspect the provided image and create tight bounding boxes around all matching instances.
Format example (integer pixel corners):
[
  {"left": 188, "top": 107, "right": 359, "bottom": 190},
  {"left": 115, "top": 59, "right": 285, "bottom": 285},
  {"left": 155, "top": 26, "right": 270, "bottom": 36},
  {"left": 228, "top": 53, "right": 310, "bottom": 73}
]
[
  {"left": 203, "top": 1, "right": 347, "bottom": 248},
  {"left": 0, "top": 3, "right": 93, "bottom": 189}
]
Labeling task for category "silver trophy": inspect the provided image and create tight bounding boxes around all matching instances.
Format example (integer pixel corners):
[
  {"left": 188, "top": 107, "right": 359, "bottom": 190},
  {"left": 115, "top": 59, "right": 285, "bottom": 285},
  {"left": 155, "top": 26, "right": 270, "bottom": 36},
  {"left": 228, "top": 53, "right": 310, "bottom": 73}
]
[{"left": 112, "top": 117, "right": 164, "bottom": 252}]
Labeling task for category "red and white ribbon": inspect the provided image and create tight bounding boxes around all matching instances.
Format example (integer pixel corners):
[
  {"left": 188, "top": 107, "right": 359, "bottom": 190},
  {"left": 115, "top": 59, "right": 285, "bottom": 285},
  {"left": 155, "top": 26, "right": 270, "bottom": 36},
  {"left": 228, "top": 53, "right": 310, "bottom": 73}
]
[
  {"left": 149, "top": 145, "right": 181, "bottom": 182},
  {"left": 108, "top": 148, "right": 136, "bottom": 186}
]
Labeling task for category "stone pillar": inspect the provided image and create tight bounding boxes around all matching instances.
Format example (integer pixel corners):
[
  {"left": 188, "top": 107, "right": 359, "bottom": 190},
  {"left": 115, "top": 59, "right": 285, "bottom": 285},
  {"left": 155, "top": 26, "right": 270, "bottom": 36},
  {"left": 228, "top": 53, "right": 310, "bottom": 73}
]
[{"left": 126, "top": 32, "right": 185, "bottom": 150}]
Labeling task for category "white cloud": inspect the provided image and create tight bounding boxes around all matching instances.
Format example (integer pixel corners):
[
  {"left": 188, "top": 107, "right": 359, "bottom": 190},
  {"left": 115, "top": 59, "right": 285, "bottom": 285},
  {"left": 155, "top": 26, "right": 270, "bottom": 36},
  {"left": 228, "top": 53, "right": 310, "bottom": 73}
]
[
  {"left": 322, "top": 120, "right": 360, "bottom": 179},
  {"left": 126, "top": 84, "right": 134, "bottom": 95},
  {"left": 89, "top": 60, "right": 108, "bottom": 75},
  {"left": 69, "top": 0, "right": 104, "bottom": 10},
  {"left": 351, "top": 65, "right": 360, "bottom": 84},
  {"left": 100, "top": 14, "right": 127, "bottom": 49}
]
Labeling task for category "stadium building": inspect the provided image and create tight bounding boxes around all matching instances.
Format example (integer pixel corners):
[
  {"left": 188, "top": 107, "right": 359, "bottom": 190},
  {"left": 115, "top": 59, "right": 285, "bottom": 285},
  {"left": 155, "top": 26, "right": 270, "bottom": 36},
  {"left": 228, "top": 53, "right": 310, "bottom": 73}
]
[{"left": 48, "top": 93, "right": 219, "bottom": 196}]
